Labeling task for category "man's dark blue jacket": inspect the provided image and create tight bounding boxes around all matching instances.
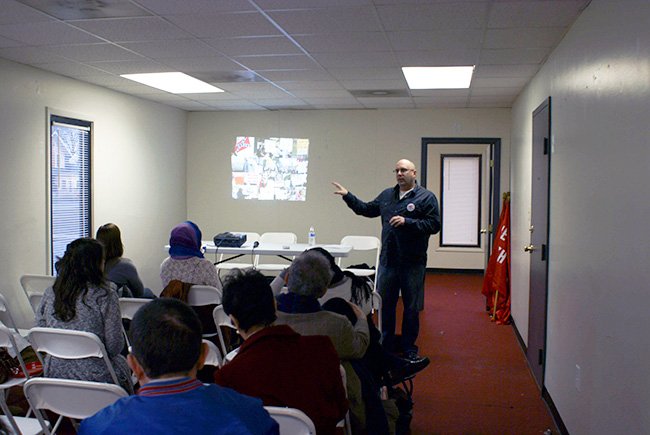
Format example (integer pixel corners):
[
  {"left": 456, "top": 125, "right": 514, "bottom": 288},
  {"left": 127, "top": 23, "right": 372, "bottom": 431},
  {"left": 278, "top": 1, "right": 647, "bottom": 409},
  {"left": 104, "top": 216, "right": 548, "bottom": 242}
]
[{"left": 342, "top": 183, "right": 440, "bottom": 266}]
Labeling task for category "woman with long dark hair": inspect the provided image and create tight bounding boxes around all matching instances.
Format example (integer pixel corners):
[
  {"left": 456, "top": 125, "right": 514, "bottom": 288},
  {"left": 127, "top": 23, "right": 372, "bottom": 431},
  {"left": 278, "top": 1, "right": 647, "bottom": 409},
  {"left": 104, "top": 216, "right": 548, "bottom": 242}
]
[
  {"left": 96, "top": 223, "right": 154, "bottom": 298},
  {"left": 36, "top": 238, "right": 133, "bottom": 393}
]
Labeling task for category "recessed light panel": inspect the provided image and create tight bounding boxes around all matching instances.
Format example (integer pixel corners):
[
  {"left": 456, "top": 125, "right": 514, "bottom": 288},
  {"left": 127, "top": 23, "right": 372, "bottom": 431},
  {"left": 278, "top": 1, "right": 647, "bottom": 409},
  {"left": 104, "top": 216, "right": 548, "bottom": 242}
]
[
  {"left": 120, "top": 72, "right": 224, "bottom": 94},
  {"left": 402, "top": 66, "right": 475, "bottom": 89}
]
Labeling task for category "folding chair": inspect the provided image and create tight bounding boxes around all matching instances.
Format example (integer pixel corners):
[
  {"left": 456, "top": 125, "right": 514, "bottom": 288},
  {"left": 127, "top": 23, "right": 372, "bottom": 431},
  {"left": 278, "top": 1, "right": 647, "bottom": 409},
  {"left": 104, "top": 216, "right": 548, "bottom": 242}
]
[
  {"left": 338, "top": 236, "right": 381, "bottom": 291},
  {"left": 19, "top": 274, "right": 55, "bottom": 314},
  {"left": 338, "top": 364, "right": 352, "bottom": 435},
  {"left": 212, "top": 305, "right": 238, "bottom": 362},
  {"left": 255, "top": 232, "right": 297, "bottom": 276},
  {"left": 202, "top": 339, "right": 223, "bottom": 368},
  {"left": 23, "top": 377, "right": 127, "bottom": 434},
  {"left": 264, "top": 406, "right": 316, "bottom": 435},
  {"left": 0, "top": 293, "right": 30, "bottom": 336},
  {"left": 27, "top": 327, "right": 121, "bottom": 386},
  {"left": 215, "top": 232, "right": 260, "bottom": 276},
  {"left": 188, "top": 285, "right": 222, "bottom": 340},
  {"left": 0, "top": 326, "right": 45, "bottom": 435},
  {"left": 118, "top": 298, "right": 150, "bottom": 347},
  {"left": 371, "top": 290, "right": 383, "bottom": 332}
]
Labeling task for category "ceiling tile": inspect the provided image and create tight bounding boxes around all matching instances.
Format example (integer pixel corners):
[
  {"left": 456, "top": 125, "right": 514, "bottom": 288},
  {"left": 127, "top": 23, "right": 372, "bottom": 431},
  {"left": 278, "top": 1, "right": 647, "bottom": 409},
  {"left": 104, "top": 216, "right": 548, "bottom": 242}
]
[
  {"left": 122, "top": 39, "right": 219, "bottom": 59},
  {"left": 294, "top": 32, "right": 391, "bottom": 53},
  {"left": 135, "top": 0, "right": 255, "bottom": 15},
  {"left": 396, "top": 49, "right": 480, "bottom": 66},
  {"left": 86, "top": 59, "right": 169, "bottom": 74},
  {"left": 1, "top": 0, "right": 53, "bottom": 24},
  {"left": 357, "top": 97, "right": 415, "bottom": 109},
  {"left": 235, "top": 54, "right": 319, "bottom": 70},
  {"left": 202, "top": 100, "right": 266, "bottom": 110},
  {"left": 339, "top": 79, "right": 408, "bottom": 90},
  {"left": 0, "top": 21, "right": 103, "bottom": 45},
  {"left": 274, "top": 81, "right": 344, "bottom": 91},
  {"left": 256, "top": 0, "right": 372, "bottom": 8},
  {"left": 0, "top": 46, "right": 66, "bottom": 64},
  {"left": 268, "top": 6, "right": 382, "bottom": 34},
  {"left": 488, "top": 1, "right": 590, "bottom": 28},
  {"left": 158, "top": 56, "right": 242, "bottom": 72},
  {"left": 289, "top": 89, "right": 352, "bottom": 98},
  {"left": 165, "top": 12, "right": 281, "bottom": 38},
  {"left": 311, "top": 51, "right": 398, "bottom": 69},
  {"left": 484, "top": 27, "right": 567, "bottom": 49},
  {"left": 377, "top": 3, "right": 490, "bottom": 31},
  {"left": 0, "top": 35, "right": 23, "bottom": 48},
  {"left": 387, "top": 30, "right": 484, "bottom": 51},
  {"left": 70, "top": 16, "right": 193, "bottom": 42},
  {"left": 46, "top": 43, "right": 143, "bottom": 62},
  {"left": 480, "top": 48, "right": 549, "bottom": 65},
  {"left": 202, "top": 36, "right": 302, "bottom": 56},
  {"left": 256, "top": 69, "right": 333, "bottom": 81},
  {"left": 474, "top": 64, "right": 540, "bottom": 78},
  {"left": 472, "top": 76, "right": 530, "bottom": 88},
  {"left": 35, "top": 61, "right": 108, "bottom": 77},
  {"left": 326, "top": 67, "right": 403, "bottom": 80}
]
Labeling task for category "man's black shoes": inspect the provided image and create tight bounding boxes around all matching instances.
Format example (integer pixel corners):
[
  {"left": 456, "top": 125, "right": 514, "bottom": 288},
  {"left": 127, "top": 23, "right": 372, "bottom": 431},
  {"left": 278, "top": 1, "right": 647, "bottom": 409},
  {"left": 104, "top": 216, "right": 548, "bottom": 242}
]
[
  {"left": 403, "top": 351, "right": 428, "bottom": 365},
  {"left": 386, "top": 353, "right": 430, "bottom": 386}
]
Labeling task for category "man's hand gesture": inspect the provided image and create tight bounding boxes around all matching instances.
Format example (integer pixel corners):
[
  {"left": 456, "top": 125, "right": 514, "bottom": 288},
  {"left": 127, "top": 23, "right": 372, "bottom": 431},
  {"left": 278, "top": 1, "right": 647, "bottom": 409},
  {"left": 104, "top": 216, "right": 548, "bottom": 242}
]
[{"left": 332, "top": 181, "right": 348, "bottom": 196}]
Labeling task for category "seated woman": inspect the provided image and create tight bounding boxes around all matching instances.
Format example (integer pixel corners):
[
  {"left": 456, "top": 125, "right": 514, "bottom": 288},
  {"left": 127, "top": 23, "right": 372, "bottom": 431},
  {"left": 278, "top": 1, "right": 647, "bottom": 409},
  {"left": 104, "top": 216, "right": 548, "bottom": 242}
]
[
  {"left": 214, "top": 269, "right": 348, "bottom": 435},
  {"left": 96, "top": 223, "right": 154, "bottom": 299},
  {"left": 36, "top": 238, "right": 133, "bottom": 393},
  {"left": 160, "top": 221, "right": 220, "bottom": 289}
]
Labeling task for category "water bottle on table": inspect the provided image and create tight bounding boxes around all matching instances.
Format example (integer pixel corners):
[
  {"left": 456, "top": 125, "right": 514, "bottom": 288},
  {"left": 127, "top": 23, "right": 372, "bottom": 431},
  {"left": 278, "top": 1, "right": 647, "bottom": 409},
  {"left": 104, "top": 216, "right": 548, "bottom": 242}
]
[{"left": 308, "top": 226, "right": 316, "bottom": 246}]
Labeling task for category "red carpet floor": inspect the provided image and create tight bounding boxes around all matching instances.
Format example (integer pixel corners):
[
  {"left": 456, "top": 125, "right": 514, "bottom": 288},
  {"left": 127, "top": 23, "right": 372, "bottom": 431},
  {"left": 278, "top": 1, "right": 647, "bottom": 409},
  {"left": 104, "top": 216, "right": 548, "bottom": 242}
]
[{"left": 401, "top": 272, "right": 559, "bottom": 435}]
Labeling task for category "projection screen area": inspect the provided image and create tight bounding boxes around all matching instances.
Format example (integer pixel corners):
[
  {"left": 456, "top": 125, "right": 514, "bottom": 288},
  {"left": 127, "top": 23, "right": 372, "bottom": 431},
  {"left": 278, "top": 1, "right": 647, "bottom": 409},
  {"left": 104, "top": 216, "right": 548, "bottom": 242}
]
[{"left": 231, "top": 136, "right": 309, "bottom": 201}]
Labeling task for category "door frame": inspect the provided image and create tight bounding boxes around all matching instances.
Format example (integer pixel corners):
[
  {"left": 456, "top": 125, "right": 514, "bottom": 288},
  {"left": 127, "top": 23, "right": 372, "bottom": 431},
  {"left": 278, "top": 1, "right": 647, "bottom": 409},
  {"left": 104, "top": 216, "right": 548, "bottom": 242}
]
[{"left": 421, "top": 137, "right": 502, "bottom": 264}]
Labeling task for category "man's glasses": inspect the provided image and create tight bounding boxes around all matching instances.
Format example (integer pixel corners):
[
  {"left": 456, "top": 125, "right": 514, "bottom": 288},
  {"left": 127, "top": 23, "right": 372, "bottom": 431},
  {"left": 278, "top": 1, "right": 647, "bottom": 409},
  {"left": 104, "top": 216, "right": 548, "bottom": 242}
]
[{"left": 393, "top": 168, "right": 413, "bottom": 174}]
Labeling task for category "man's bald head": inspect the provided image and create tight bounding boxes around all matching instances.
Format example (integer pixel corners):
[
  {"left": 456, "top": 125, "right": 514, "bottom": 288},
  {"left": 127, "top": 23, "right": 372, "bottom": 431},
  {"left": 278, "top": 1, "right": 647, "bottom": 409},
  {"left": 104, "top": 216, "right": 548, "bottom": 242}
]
[{"left": 394, "top": 159, "right": 417, "bottom": 191}]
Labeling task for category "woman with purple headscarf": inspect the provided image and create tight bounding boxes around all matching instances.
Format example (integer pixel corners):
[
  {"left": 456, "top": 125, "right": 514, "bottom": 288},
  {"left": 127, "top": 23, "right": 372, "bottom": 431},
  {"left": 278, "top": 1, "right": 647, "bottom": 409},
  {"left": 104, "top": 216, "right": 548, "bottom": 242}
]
[{"left": 160, "top": 221, "right": 221, "bottom": 289}]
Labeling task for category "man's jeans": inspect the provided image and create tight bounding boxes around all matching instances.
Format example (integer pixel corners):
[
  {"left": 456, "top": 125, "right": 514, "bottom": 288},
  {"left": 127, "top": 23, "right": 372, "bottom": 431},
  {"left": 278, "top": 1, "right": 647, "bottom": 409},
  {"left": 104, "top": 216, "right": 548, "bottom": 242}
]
[{"left": 377, "top": 263, "right": 426, "bottom": 354}]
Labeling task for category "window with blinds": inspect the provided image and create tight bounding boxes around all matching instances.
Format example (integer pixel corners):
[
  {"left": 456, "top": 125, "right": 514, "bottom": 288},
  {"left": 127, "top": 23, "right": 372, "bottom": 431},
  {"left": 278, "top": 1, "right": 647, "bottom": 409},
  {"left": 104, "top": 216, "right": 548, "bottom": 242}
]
[
  {"left": 440, "top": 154, "right": 481, "bottom": 247},
  {"left": 49, "top": 115, "right": 92, "bottom": 273}
]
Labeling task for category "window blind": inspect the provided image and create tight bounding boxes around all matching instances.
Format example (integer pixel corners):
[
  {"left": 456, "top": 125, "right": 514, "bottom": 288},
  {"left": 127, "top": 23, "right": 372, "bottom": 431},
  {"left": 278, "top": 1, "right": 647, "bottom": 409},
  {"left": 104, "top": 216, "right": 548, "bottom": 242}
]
[{"left": 50, "top": 116, "right": 91, "bottom": 273}]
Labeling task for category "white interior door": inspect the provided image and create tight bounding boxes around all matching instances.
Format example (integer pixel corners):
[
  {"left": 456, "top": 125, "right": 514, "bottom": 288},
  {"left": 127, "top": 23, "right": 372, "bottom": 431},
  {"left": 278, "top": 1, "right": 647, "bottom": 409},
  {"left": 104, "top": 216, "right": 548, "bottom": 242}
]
[{"left": 426, "top": 143, "right": 490, "bottom": 269}]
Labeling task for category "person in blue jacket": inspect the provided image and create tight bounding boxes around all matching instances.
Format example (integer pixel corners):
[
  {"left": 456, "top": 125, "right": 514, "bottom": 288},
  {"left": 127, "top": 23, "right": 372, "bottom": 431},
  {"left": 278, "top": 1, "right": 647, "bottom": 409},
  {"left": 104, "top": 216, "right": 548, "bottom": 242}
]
[
  {"left": 79, "top": 298, "right": 278, "bottom": 435},
  {"left": 333, "top": 158, "right": 440, "bottom": 364}
]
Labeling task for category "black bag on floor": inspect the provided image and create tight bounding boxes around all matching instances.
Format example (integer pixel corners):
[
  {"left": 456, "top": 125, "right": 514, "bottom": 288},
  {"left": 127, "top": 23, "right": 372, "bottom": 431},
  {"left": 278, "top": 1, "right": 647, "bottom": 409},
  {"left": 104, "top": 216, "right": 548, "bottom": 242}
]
[{"left": 390, "top": 385, "right": 413, "bottom": 435}]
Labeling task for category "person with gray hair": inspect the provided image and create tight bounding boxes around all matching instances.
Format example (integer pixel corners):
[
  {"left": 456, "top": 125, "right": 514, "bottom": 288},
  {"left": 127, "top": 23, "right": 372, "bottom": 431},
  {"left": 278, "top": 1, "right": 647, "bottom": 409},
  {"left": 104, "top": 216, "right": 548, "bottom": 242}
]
[
  {"left": 275, "top": 250, "right": 381, "bottom": 432},
  {"left": 286, "top": 249, "right": 333, "bottom": 297},
  {"left": 276, "top": 250, "right": 368, "bottom": 359}
]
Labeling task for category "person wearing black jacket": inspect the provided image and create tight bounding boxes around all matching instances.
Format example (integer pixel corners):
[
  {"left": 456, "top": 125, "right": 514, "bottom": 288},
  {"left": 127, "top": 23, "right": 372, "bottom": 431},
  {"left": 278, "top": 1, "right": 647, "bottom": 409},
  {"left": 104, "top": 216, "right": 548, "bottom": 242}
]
[{"left": 333, "top": 158, "right": 440, "bottom": 364}]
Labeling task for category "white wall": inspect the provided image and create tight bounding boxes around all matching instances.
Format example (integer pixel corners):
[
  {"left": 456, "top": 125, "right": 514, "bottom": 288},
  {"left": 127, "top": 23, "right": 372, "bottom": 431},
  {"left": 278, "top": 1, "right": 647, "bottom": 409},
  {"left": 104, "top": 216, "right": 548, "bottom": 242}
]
[
  {"left": 510, "top": 1, "right": 650, "bottom": 433},
  {"left": 0, "top": 58, "right": 187, "bottom": 327},
  {"left": 186, "top": 108, "right": 510, "bottom": 266}
]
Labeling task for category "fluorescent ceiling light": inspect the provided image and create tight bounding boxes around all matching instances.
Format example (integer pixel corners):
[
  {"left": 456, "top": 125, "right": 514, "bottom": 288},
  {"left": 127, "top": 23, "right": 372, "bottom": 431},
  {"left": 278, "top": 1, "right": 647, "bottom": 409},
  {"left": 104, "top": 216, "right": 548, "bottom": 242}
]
[
  {"left": 120, "top": 72, "right": 224, "bottom": 94},
  {"left": 402, "top": 66, "right": 475, "bottom": 89}
]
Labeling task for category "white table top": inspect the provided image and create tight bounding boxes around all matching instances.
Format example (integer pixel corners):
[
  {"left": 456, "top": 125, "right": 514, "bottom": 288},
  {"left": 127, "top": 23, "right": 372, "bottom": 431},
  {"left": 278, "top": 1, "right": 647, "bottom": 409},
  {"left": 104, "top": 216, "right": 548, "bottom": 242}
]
[{"left": 202, "top": 241, "right": 352, "bottom": 257}]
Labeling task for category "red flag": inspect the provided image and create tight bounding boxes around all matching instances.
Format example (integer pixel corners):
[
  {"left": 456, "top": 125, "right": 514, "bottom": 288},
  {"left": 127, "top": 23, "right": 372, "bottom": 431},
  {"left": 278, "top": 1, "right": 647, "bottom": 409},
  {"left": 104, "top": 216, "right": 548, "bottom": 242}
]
[{"left": 482, "top": 193, "right": 511, "bottom": 324}]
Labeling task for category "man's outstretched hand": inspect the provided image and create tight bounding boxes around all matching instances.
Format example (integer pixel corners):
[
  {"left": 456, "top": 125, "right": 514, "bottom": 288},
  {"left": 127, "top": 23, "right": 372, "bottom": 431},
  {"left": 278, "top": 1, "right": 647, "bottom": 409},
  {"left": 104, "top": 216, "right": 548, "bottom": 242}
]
[{"left": 332, "top": 181, "right": 348, "bottom": 196}]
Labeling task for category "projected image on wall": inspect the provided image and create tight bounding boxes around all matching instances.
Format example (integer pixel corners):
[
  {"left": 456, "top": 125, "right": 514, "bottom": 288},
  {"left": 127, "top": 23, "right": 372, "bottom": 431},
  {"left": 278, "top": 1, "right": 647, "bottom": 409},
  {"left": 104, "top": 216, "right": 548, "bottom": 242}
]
[{"left": 231, "top": 136, "right": 309, "bottom": 201}]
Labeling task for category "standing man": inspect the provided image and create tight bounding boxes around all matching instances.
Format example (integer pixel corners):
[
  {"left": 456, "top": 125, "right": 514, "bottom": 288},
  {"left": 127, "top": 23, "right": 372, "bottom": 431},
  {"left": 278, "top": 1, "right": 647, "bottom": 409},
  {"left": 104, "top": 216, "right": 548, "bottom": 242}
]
[{"left": 332, "top": 158, "right": 440, "bottom": 364}]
